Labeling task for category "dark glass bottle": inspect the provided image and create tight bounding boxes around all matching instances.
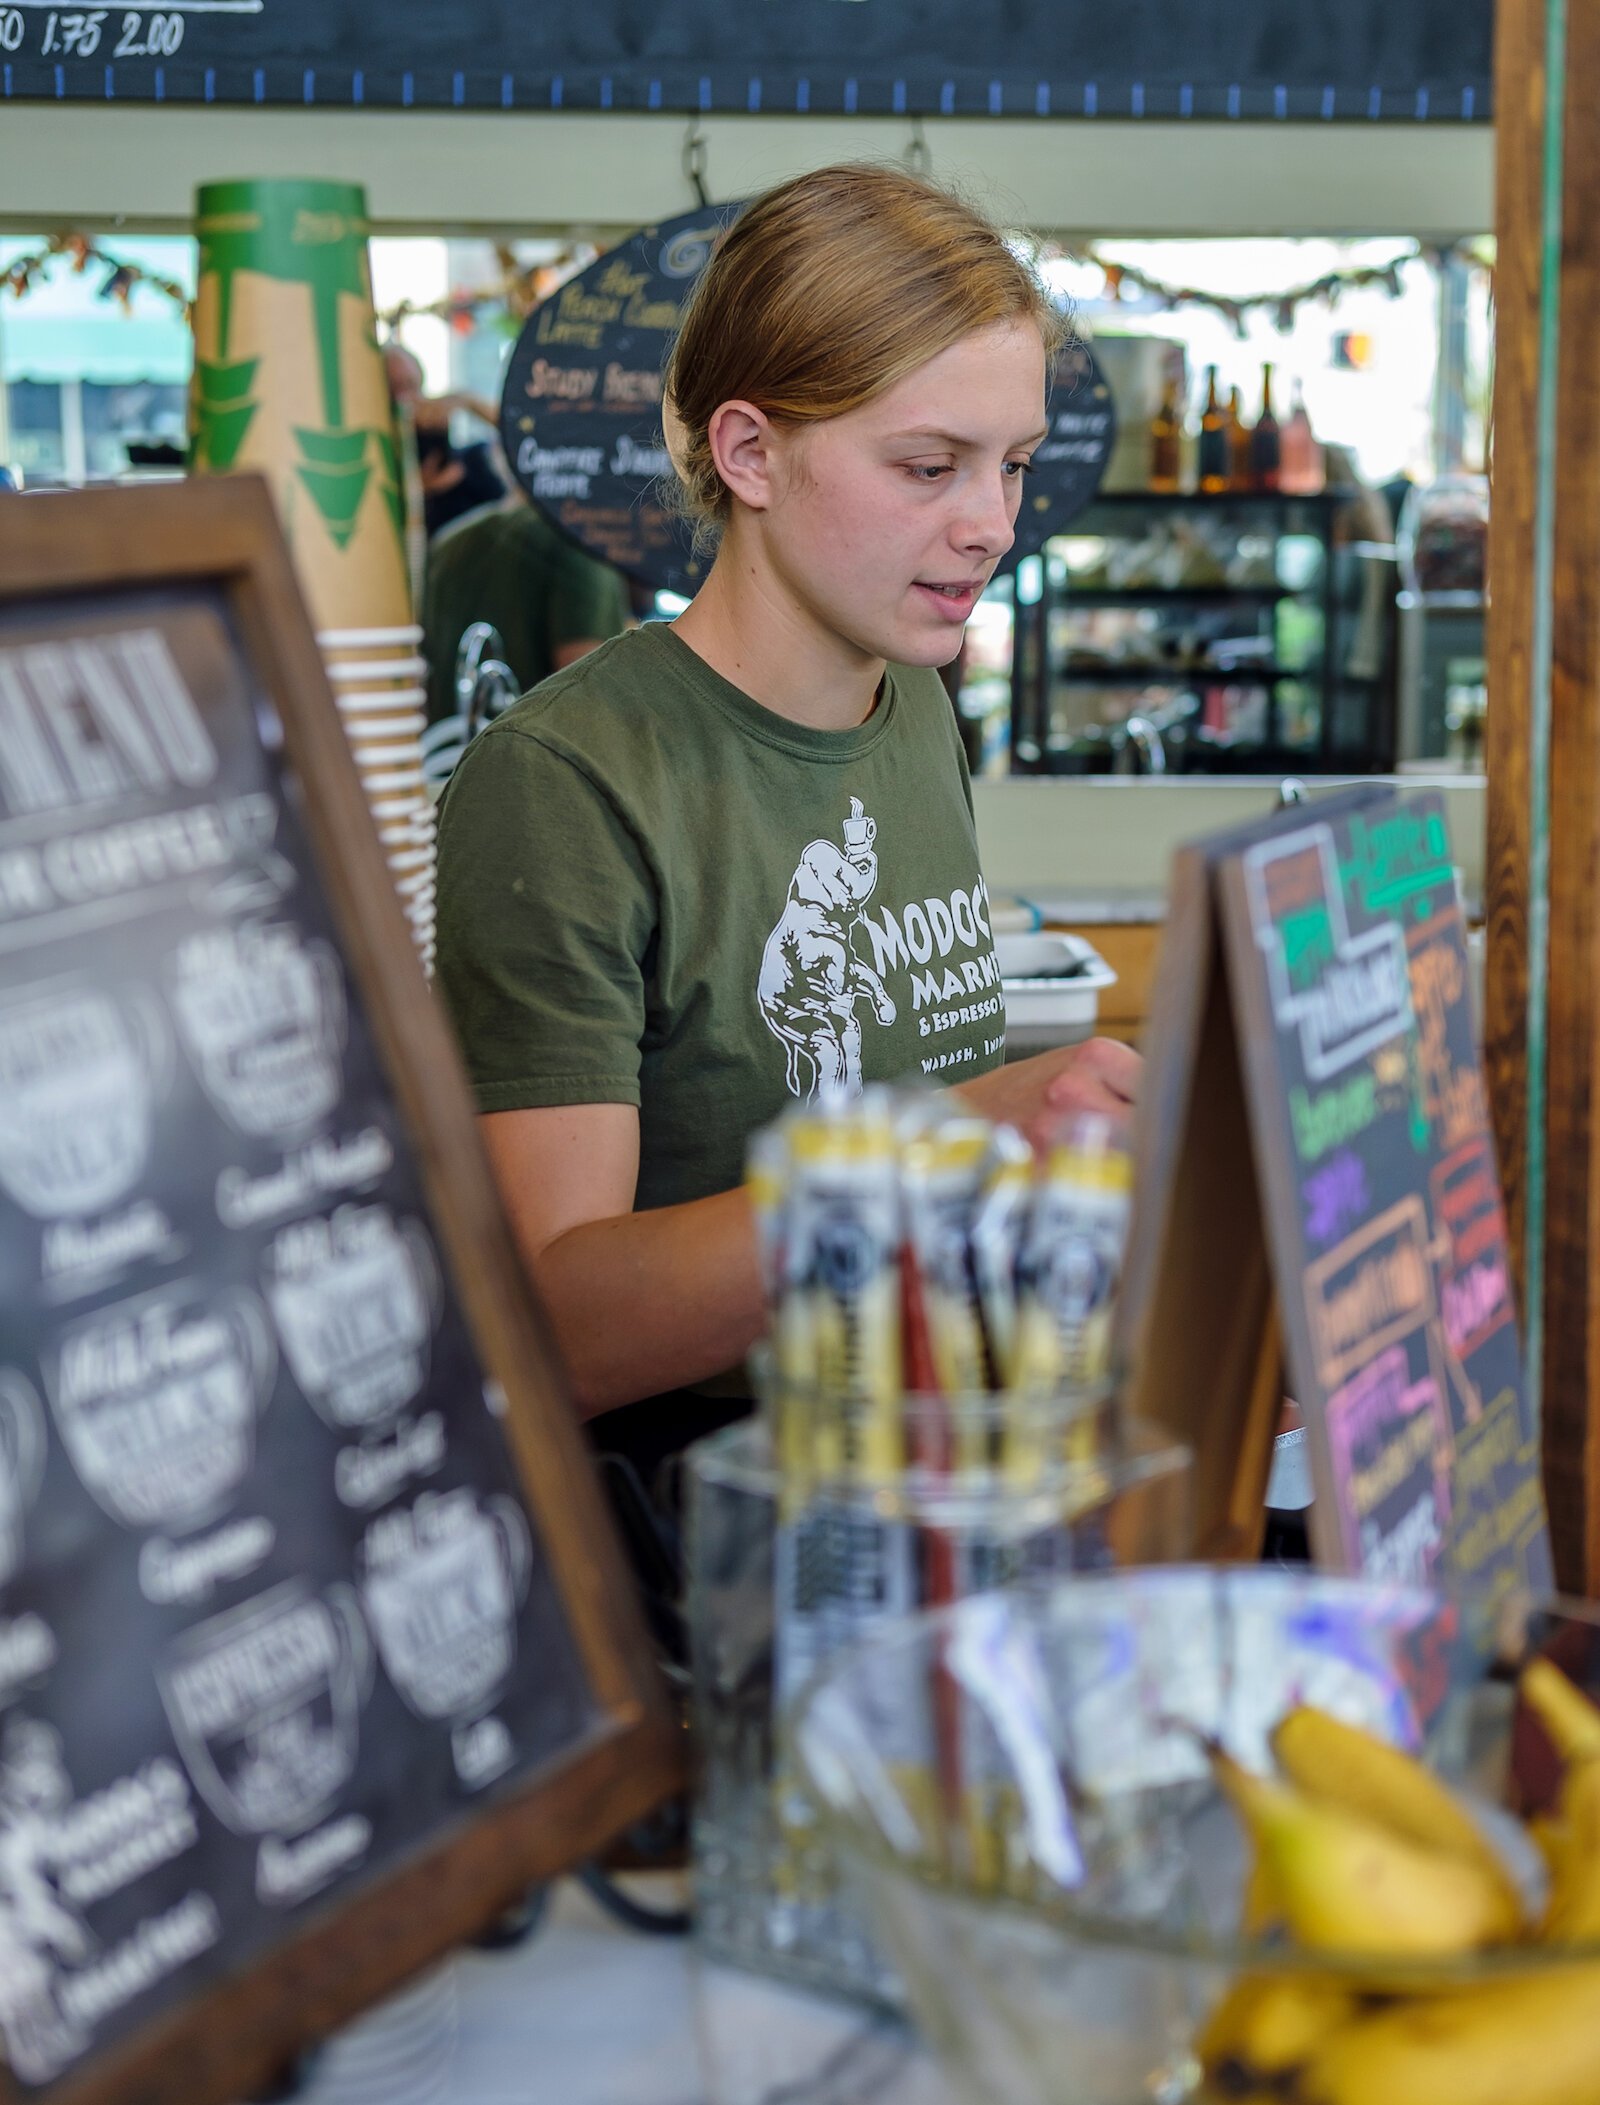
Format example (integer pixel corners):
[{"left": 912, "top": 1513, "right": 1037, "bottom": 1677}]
[
  {"left": 1149, "top": 378, "right": 1182, "bottom": 493},
  {"left": 1227, "top": 386, "right": 1252, "bottom": 492},
  {"left": 1250, "top": 361, "right": 1283, "bottom": 492},
  {"left": 1198, "top": 366, "right": 1228, "bottom": 495}
]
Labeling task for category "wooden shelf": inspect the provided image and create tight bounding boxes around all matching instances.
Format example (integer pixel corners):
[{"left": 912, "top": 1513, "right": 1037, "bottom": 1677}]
[
  {"left": 1053, "top": 583, "right": 1295, "bottom": 604},
  {"left": 1053, "top": 662, "right": 1311, "bottom": 684}
]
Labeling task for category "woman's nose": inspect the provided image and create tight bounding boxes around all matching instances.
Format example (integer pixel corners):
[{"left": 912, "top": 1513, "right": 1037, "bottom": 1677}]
[{"left": 956, "top": 471, "right": 1018, "bottom": 559}]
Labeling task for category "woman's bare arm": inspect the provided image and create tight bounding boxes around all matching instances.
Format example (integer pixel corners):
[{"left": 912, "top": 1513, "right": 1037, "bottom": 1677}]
[
  {"left": 479, "top": 1040, "right": 1140, "bottom": 1419},
  {"left": 479, "top": 1103, "right": 765, "bottom": 1419}
]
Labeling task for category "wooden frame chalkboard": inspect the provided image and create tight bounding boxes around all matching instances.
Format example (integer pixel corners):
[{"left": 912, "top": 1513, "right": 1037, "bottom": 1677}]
[
  {"left": 1118, "top": 786, "right": 1553, "bottom": 1603},
  {"left": 1487, "top": 0, "right": 1600, "bottom": 1597},
  {"left": 0, "top": 478, "right": 679, "bottom": 2105}
]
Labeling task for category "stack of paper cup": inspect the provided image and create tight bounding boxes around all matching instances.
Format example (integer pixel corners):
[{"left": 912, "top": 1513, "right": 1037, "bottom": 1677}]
[
  {"left": 319, "top": 624, "right": 436, "bottom": 974},
  {"left": 190, "top": 178, "right": 433, "bottom": 970}
]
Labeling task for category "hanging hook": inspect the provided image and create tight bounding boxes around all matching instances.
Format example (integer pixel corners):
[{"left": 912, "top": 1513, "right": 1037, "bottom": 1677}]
[
  {"left": 904, "top": 116, "right": 932, "bottom": 178},
  {"left": 682, "top": 118, "right": 711, "bottom": 209}
]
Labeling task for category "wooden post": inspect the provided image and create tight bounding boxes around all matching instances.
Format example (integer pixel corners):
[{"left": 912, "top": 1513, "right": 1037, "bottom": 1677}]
[{"left": 1487, "top": 0, "right": 1600, "bottom": 1594}]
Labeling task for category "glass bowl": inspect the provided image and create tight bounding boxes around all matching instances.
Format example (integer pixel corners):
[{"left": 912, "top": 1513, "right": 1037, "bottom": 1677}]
[{"left": 791, "top": 1566, "right": 1600, "bottom": 2105}]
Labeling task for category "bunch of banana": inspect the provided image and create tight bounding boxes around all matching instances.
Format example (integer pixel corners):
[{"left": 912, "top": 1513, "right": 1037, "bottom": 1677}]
[{"left": 1194, "top": 1660, "right": 1600, "bottom": 2105}]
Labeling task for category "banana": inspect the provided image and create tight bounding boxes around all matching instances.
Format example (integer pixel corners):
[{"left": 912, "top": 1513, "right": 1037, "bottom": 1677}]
[
  {"left": 1293, "top": 1962, "right": 1600, "bottom": 2105},
  {"left": 1239, "top": 1853, "right": 1281, "bottom": 1938},
  {"left": 1521, "top": 1658, "right": 1600, "bottom": 1768},
  {"left": 1271, "top": 1705, "right": 1522, "bottom": 1920},
  {"left": 1210, "top": 1750, "right": 1520, "bottom": 1957},
  {"left": 1540, "top": 1758, "right": 1600, "bottom": 1946},
  {"left": 1195, "top": 1970, "right": 1361, "bottom": 2087}
]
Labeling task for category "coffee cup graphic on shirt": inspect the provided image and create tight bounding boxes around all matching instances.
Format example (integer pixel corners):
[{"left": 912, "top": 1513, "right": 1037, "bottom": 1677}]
[
  {"left": 0, "top": 1374, "right": 45, "bottom": 1587},
  {"left": 158, "top": 1579, "right": 371, "bottom": 1836},
  {"left": 167, "top": 921, "right": 345, "bottom": 1141},
  {"left": 46, "top": 1283, "right": 276, "bottom": 1533},
  {"left": 358, "top": 1490, "right": 532, "bottom": 1721},
  {"left": 264, "top": 1205, "right": 438, "bottom": 1431},
  {"left": 0, "top": 982, "right": 168, "bottom": 1220}
]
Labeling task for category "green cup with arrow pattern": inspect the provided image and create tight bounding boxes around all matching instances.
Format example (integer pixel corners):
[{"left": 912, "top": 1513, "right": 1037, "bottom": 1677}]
[{"left": 191, "top": 178, "right": 412, "bottom": 633}]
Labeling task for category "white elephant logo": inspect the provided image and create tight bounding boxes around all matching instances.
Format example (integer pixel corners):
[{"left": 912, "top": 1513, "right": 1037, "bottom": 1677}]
[{"left": 757, "top": 798, "right": 896, "bottom": 1102}]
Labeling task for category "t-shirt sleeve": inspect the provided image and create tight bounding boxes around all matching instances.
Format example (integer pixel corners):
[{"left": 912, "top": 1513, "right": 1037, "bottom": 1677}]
[
  {"left": 434, "top": 723, "right": 654, "bottom": 1113},
  {"left": 547, "top": 540, "right": 631, "bottom": 651}
]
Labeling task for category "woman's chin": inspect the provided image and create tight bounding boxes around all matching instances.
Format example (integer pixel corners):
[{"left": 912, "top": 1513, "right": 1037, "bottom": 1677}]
[{"left": 882, "top": 623, "right": 966, "bottom": 670}]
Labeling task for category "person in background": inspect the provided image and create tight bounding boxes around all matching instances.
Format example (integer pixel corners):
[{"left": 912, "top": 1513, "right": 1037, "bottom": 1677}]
[
  {"left": 421, "top": 490, "right": 633, "bottom": 723},
  {"left": 383, "top": 340, "right": 507, "bottom": 540}
]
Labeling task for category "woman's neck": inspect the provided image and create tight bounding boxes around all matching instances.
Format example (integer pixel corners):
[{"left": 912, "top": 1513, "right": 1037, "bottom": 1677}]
[{"left": 670, "top": 538, "right": 885, "bottom": 731}]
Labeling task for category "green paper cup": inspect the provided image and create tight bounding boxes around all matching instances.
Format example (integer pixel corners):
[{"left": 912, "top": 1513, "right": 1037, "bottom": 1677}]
[{"left": 191, "top": 178, "right": 412, "bottom": 632}]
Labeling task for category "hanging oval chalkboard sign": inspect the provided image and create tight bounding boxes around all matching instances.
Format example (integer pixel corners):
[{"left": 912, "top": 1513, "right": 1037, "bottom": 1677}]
[
  {"left": 499, "top": 204, "right": 735, "bottom": 599},
  {"left": 501, "top": 204, "right": 1115, "bottom": 596},
  {"left": 1008, "top": 338, "right": 1118, "bottom": 567}
]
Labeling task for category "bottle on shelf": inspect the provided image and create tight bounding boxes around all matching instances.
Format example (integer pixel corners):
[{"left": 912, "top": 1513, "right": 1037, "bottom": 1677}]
[
  {"left": 1279, "top": 377, "right": 1324, "bottom": 494},
  {"left": 1148, "top": 377, "right": 1182, "bottom": 493},
  {"left": 1249, "top": 362, "right": 1283, "bottom": 492},
  {"left": 1227, "top": 386, "right": 1252, "bottom": 492},
  {"left": 1198, "top": 367, "right": 1229, "bottom": 495}
]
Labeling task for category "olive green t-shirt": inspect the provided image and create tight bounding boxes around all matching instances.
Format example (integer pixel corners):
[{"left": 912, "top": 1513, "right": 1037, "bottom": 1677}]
[{"left": 434, "top": 622, "right": 1004, "bottom": 1215}]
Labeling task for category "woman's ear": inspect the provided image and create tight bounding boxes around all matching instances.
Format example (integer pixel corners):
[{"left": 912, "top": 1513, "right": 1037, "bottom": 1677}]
[{"left": 706, "top": 399, "right": 780, "bottom": 513}]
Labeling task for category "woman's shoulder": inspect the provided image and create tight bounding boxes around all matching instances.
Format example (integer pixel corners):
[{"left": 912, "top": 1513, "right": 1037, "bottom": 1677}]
[{"left": 445, "top": 626, "right": 686, "bottom": 821}]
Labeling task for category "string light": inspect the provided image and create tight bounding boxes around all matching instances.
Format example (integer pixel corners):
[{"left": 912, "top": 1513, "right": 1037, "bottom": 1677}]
[
  {"left": 1, "top": 231, "right": 191, "bottom": 317},
  {"left": 376, "top": 243, "right": 596, "bottom": 335},
  {"left": 1067, "top": 239, "right": 1487, "bottom": 338}
]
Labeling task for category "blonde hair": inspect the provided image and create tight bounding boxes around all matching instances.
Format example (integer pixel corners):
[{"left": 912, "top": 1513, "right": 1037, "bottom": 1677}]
[{"left": 663, "top": 163, "right": 1065, "bottom": 544}]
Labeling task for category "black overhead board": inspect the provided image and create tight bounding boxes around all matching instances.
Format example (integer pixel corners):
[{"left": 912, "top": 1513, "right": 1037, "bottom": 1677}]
[{"left": 0, "top": 0, "right": 1494, "bottom": 119}]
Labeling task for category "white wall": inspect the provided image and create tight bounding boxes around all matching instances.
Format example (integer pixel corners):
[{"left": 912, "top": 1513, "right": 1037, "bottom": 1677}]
[
  {"left": 971, "top": 776, "right": 1487, "bottom": 913},
  {"left": 0, "top": 106, "right": 1493, "bottom": 239}
]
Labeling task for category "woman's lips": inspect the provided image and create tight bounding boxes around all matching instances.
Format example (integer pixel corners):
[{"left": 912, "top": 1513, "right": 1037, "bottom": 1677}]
[{"left": 913, "top": 580, "right": 982, "bottom": 620}]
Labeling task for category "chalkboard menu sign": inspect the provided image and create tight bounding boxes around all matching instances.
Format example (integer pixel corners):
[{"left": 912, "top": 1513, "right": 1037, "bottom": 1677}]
[
  {"left": 0, "top": 480, "right": 677, "bottom": 2105},
  {"left": 1119, "top": 785, "right": 1553, "bottom": 1604},
  {"left": 500, "top": 204, "right": 731, "bottom": 600},
  {"left": 0, "top": 0, "right": 1493, "bottom": 118},
  {"left": 501, "top": 204, "right": 1115, "bottom": 598}
]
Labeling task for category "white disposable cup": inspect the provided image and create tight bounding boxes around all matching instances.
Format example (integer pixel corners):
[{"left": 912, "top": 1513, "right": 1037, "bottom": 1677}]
[
  {"left": 317, "top": 624, "right": 423, "bottom": 651},
  {"left": 341, "top": 714, "right": 427, "bottom": 742},
  {"left": 335, "top": 687, "right": 429, "bottom": 716},
  {"left": 346, "top": 740, "right": 425, "bottom": 770},
  {"left": 327, "top": 656, "right": 430, "bottom": 686}
]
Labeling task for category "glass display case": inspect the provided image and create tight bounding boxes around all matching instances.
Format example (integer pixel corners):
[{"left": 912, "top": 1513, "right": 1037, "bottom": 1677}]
[{"left": 1005, "top": 491, "right": 1388, "bottom": 776}]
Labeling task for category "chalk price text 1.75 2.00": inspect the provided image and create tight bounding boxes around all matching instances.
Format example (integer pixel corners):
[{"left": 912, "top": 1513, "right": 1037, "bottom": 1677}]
[{"left": 0, "top": 9, "right": 186, "bottom": 54}]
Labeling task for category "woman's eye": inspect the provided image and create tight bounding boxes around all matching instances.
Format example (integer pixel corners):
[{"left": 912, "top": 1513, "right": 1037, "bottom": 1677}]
[
  {"left": 904, "top": 463, "right": 954, "bottom": 482},
  {"left": 1003, "top": 458, "right": 1037, "bottom": 478}
]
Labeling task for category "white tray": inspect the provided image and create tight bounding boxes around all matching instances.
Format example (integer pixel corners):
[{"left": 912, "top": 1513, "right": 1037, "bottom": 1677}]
[{"left": 997, "top": 932, "right": 1117, "bottom": 1028}]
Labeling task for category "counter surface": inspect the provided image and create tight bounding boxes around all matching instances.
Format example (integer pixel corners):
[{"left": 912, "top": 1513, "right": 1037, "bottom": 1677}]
[{"left": 296, "top": 1876, "right": 955, "bottom": 2105}]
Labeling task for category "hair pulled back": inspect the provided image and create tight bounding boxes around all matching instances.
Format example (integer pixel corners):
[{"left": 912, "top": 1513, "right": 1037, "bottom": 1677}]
[{"left": 663, "top": 163, "right": 1065, "bottom": 545}]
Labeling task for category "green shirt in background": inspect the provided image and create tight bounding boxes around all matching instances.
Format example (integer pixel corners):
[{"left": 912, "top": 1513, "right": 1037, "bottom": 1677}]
[
  {"left": 435, "top": 622, "right": 1004, "bottom": 1217},
  {"left": 422, "top": 500, "right": 632, "bottom": 722}
]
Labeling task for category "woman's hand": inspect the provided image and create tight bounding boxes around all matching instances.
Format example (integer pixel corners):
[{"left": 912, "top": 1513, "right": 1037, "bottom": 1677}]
[{"left": 955, "top": 1037, "right": 1140, "bottom": 1150}]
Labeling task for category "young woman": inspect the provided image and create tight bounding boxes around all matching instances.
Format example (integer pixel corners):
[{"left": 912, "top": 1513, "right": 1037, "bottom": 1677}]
[{"left": 435, "top": 164, "right": 1139, "bottom": 1481}]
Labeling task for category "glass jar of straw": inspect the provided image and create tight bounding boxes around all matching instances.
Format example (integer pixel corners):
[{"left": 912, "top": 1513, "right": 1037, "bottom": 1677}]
[{"left": 686, "top": 1380, "right": 1191, "bottom": 2008}]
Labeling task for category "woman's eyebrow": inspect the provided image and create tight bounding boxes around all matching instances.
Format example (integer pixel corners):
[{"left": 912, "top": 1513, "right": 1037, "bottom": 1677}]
[{"left": 886, "top": 424, "right": 1051, "bottom": 447}]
